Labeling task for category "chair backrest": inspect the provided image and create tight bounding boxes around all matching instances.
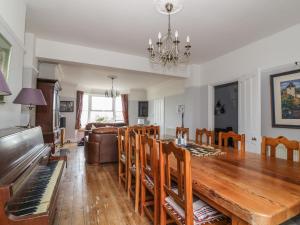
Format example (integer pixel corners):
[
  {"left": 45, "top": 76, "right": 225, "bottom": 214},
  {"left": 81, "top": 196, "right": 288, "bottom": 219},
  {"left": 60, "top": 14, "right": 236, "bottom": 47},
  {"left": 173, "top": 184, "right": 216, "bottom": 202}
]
[
  {"left": 140, "top": 135, "right": 159, "bottom": 187},
  {"left": 144, "top": 125, "right": 160, "bottom": 139},
  {"left": 128, "top": 129, "right": 140, "bottom": 168},
  {"left": 176, "top": 127, "right": 190, "bottom": 141},
  {"left": 195, "top": 128, "right": 214, "bottom": 145},
  {"left": 218, "top": 131, "right": 245, "bottom": 151},
  {"left": 118, "top": 127, "right": 128, "bottom": 158},
  {"left": 129, "top": 126, "right": 145, "bottom": 135},
  {"left": 261, "top": 136, "right": 300, "bottom": 161},
  {"left": 160, "top": 141, "right": 193, "bottom": 225}
]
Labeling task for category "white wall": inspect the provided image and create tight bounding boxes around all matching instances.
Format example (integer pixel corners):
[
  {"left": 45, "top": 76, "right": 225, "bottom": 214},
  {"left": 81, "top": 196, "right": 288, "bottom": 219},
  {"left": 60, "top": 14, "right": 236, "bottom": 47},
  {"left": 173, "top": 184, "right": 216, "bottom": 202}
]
[
  {"left": 60, "top": 82, "right": 77, "bottom": 141},
  {"left": 191, "top": 23, "right": 300, "bottom": 140},
  {"left": 0, "top": 0, "right": 26, "bottom": 128},
  {"left": 0, "top": 0, "right": 26, "bottom": 43},
  {"left": 35, "top": 38, "right": 190, "bottom": 78},
  {"left": 128, "top": 89, "right": 147, "bottom": 125}
]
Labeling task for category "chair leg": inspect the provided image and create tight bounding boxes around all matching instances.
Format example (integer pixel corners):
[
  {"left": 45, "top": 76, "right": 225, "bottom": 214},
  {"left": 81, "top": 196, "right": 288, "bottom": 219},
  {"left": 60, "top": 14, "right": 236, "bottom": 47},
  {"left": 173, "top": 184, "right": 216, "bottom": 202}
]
[
  {"left": 118, "top": 161, "right": 121, "bottom": 185},
  {"left": 134, "top": 175, "right": 140, "bottom": 213},
  {"left": 127, "top": 170, "right": 131, "bottom": 196},
  {"left": 154, "top": 190, "right": 159, "bottom": 225},
  {"left": 140, "top": 183, "right": 145, "bottom": 216},
  {"left": 160, "top": 205, "right": 167, "bottom": 225}
]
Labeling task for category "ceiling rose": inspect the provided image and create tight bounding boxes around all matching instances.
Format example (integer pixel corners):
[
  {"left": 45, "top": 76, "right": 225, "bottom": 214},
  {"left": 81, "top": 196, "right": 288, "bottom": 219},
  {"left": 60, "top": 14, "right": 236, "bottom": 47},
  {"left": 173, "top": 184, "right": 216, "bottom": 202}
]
[{"left": 154, "top": 0, "right": 184, "bottom": 15}]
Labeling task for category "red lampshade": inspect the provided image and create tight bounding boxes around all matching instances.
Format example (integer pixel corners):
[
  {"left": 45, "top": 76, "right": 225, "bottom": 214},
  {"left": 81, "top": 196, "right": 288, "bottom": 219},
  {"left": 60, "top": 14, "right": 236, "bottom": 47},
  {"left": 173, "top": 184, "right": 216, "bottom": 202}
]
[
  {"left": 0, "top": 69, "right": 11, "bottom": 96},
  {"left": 13, "top": 88, "right": 47, "bottom": 106}
]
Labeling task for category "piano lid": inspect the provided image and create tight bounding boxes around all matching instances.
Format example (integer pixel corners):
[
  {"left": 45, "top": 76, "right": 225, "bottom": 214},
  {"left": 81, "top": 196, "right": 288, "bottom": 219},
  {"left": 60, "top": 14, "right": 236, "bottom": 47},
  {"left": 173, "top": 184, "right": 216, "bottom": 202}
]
[{"left": 0, "top": 127, "right": 49, "bottom": 185}]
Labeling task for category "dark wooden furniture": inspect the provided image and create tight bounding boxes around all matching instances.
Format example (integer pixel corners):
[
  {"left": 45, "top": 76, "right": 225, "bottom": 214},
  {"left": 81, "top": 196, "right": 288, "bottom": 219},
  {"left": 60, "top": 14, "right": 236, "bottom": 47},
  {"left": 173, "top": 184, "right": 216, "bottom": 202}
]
[
  {"left": 218, "top": 131, "right": 245, "bottom": 152},
  {"left": 36, "top": 79, "right": 61, "bottom": 153},
  {"left": 0, "top": 127, "right": 66, "bottom": 225},
  {"left": 195, "top": 128, "right": 214, "bottom": 145},
  {"left": 140, "top": 135, "right": 160, "bottom": 225},
  {"left": 261, "top": 136, "right": 300, "bottom": 162},
  {"left": 175, "top": 127, "right": 189, "bottom": 141},
  {"left": 174, "top": 145, "right": 300, "bottom": 225}
]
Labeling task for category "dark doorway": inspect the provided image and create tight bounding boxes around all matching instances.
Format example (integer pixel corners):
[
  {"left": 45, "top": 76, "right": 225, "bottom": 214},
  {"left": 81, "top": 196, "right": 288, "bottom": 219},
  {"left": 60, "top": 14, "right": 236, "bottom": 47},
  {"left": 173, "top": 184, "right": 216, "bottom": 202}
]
[{"left": 214, "top": 82, "right": 238, "bottom": 144}]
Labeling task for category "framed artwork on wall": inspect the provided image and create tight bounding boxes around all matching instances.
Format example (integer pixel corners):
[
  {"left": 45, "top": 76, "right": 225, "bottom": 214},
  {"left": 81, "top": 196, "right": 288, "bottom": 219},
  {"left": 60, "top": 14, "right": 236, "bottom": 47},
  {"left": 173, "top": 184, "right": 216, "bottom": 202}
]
[
  {"left": 270, "top": 69, "right": 300, "bottom": 128},
  {"left": 60, "top": 101, "right": 74, "bottom": 112},
  {"left": 0, "top": 33, "right": 12, "bottom": 103},
  {"left": 138, "top": 101, "right": 148, "bottom": 117}
]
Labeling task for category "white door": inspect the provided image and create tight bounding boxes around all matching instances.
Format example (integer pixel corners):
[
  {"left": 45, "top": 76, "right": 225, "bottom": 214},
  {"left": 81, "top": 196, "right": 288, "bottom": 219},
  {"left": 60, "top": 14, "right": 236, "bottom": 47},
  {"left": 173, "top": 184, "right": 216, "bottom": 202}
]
[
  {"left": 153, "top": 98, "right": 165, "bottom": 135},
  {"left": 238, "top": 70, "right": 261, "bottom": 153}
]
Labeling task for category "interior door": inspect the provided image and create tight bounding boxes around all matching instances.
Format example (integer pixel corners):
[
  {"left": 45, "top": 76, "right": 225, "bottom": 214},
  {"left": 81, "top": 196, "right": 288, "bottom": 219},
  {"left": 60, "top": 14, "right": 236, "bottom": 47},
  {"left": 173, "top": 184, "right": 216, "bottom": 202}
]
[
  {"left": 238, "top": 70, "right": 261, "bottom": 153},
  {"left": 153, "top": 98, "right": 165, "bottom": 136}
]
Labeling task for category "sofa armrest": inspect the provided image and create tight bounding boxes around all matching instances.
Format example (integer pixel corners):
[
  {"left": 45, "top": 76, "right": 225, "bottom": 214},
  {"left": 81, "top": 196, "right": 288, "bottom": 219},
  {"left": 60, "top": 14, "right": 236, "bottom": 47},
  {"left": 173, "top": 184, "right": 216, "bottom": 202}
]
[{"left": 84, "top": 141, "right": 101, "bottom": 165}]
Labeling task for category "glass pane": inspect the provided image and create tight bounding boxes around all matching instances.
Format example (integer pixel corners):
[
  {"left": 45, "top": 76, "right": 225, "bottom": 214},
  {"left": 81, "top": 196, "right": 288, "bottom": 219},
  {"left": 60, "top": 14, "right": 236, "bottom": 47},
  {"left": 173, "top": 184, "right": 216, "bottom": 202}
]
[
  {"left": 115, "top": 111, "right": 124, "bottom": 122},
  {"left": 81, "top": 110, "right": 89, "bottom": 127},
  {"left": 82, "top": 94, "right": 89, "bottom": 110},
  {"left": 91, "top": 96, "right": 112, "bottom": 110},
  {"left": 115, "top": 96, "right": 123, "bottom": 111},
  {"left": 90, "top": 111, "right": 114, "bottom": 123}
]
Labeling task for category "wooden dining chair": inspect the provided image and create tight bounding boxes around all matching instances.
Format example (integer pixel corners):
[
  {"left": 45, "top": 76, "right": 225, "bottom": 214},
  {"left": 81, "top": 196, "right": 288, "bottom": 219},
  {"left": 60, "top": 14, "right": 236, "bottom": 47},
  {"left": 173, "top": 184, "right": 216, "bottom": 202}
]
[
  {"left": 145, "top": 125, "right": 160, "bottom": 139},
  {"left": 176, "top": 127, "right": 189, "bottom": 141},
  {"left": 261, "top": 136, "right": 300, "bottom": 162},
  {"left": 195, "top": 128, "right": 215, "bottom": 145},
  {"left": 140, "top": 135, "right": 160, "bottom": 225},
  {"left": 118, "top": 127, "right": 128, "bottom": 189},
  {"left": 218, "top": 131, "right": 245, "bottom": 151},
  {"left": 127, "top": 129, "right": 141, "bottom": 212},
  {"left": 160, "top": 141, "right": 227, "bottom": 225}
]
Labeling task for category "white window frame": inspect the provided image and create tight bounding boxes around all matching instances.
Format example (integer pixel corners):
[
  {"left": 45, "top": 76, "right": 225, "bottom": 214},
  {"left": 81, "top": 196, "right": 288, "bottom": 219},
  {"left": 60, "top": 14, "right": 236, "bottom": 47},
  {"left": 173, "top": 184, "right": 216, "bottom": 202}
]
[{"left": 85, "top": 94, "right": 123, "bottom": 123}]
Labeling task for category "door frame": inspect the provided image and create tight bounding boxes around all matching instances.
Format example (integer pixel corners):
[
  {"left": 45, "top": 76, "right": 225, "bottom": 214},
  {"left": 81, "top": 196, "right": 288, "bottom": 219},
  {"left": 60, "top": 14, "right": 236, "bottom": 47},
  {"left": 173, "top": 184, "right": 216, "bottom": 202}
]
[{"left": 208, "top": 78, "right": 239, "bottom": 131}]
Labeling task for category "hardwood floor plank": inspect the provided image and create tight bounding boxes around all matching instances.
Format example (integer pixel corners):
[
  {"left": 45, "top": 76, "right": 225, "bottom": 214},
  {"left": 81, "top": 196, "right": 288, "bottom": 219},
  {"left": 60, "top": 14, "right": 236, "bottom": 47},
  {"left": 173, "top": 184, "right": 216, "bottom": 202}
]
[{"left": 55, "top": 145, "right": 150, "bottom": 225}]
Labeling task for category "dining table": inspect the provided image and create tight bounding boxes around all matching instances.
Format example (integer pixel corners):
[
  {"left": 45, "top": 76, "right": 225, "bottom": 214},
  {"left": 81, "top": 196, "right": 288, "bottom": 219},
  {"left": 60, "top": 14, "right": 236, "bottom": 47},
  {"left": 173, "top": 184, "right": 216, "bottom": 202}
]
[{"left": 163, "top": 139, "right": 300, "bottom": 225}]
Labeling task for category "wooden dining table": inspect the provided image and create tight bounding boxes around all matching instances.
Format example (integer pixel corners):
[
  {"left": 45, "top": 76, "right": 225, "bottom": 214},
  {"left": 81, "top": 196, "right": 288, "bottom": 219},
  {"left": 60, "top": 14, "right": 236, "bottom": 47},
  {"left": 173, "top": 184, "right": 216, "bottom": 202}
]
[{"left": 181, "top": 146, "right": 300, "bottom": 225}]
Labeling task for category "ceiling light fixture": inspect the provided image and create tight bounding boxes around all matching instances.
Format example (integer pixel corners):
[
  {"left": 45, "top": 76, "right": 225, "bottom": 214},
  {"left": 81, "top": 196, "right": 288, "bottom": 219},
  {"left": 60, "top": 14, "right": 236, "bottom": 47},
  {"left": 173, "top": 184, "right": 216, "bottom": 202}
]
[
  {"left": 147, "top": 0, "right": 191, "bottom": 66},
  {"left": 105, "top": 76, "right": 120, "bottom": 98}
]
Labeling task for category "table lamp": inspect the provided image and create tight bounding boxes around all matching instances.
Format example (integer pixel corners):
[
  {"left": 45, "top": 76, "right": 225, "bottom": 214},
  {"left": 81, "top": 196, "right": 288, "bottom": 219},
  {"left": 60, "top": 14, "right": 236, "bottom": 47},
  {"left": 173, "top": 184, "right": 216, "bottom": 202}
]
[
  {"left": 0, "top": 69, "right": 11, "bottom": 96},
  {"left": 13, "top": 88, "right": 47, "bottom": 128}
]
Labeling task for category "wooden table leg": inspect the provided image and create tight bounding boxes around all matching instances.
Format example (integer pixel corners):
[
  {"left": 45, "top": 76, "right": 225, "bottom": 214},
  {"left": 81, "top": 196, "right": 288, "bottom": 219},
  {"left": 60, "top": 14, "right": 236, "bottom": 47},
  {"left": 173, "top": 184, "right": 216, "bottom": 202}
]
[{"left": 232, "top": 216, "right": 249, "bottom": 225}]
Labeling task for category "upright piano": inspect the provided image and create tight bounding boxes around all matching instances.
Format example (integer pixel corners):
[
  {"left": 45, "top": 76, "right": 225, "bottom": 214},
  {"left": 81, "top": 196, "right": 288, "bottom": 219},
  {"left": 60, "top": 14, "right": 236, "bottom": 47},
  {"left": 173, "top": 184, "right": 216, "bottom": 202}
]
[{"left": 0, "top": 127, "right": 66, "bottom": 225}]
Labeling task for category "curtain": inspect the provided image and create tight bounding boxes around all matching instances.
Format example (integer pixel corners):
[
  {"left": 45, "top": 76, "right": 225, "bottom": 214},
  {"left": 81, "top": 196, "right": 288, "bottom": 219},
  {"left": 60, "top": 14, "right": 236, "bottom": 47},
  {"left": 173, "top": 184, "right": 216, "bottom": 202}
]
[
  {"left": 75, "top": 90, "right": 84, "bottom": 129},
  {"left": 121, "top": 94, "right": 129, "bottom": 124}
]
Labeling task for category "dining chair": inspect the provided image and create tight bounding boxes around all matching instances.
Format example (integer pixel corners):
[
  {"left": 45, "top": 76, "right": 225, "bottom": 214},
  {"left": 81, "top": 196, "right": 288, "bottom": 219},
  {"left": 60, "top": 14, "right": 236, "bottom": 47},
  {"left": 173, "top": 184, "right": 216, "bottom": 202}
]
[
  {"left": 160, "top": 141, "right": 228, "bottom": 225},
  {"left": 195, "top": 128, "right": 215, "bottom": 145},
  {"left": 140, "top": 135, "right": 160, "bottom": 225},
  {"left": 261, "top": 136, "right": 300, "bottom": 161},
  {"left": 218, "top": 131, "right": 245, "bottom": 151},
  {"left": 176, "top": 127, "right": 189, "bottom": 141},
  {"left": 127, "top": 129, "right": 141, "bottom": 212},
  {"left": 118, "top": 127, "right": 129, "bottom": 189},
  {"left": 145, "top": 125, "right": 160, "bottom": 139}
]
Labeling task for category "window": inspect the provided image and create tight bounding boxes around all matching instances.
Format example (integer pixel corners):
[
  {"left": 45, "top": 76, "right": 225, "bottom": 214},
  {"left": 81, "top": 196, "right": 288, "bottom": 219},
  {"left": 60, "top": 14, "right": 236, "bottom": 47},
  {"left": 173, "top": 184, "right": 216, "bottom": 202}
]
[{"left": 81, "top": 94, "right": 123, "bottom": 127}]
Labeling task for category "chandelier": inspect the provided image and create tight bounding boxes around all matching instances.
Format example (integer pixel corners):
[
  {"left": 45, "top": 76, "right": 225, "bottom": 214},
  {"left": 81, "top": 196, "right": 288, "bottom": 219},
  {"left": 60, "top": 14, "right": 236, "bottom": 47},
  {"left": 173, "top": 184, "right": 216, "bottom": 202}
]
[
  {"left": 147, "top": 0, "right": 191, "bottom": 66},
  {"left": 105, "top": 76, "right": 120, "bottom": 98}
]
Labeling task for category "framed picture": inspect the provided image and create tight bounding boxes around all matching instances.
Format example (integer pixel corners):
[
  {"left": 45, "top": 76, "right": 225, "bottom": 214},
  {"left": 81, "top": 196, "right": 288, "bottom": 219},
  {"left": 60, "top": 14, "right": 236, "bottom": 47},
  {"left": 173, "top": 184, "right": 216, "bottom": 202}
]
[
  {"left": 60, "top": 101, "right": 74, "bottom": 112},
  {"left": 270, "top": 69, "right": 300, "bottom": 128},
  {"left": 138, "top": 101, "right": 148, "bottom": 117},
  {"left": 0, "top": 33, "right": 12, "bottom": 103}
]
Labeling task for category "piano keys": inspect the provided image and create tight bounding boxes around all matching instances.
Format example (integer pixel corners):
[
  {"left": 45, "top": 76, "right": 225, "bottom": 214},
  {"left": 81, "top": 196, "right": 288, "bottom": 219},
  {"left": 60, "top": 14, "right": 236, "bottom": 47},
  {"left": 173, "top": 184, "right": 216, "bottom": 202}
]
[{"left": 0, "top": 127, "right": 66, "bottom": 225}]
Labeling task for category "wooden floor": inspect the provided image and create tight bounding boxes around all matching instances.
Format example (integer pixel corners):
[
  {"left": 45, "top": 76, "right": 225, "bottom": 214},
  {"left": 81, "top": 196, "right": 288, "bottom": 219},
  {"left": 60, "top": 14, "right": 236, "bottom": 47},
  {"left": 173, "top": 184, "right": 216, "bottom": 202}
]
[{"left": 53, "top": 145, "right": 150, "bottom": 225}]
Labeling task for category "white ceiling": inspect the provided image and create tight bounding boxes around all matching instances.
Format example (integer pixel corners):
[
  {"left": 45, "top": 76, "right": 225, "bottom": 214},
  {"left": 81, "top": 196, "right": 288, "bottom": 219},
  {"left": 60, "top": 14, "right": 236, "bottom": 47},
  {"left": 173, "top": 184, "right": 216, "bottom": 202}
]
[
  {"left": 25, "top": 0, "right": 300, "bottom": 63},
  {"left": 56, "top": 62, "right": 183, "bottom": 91}
]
